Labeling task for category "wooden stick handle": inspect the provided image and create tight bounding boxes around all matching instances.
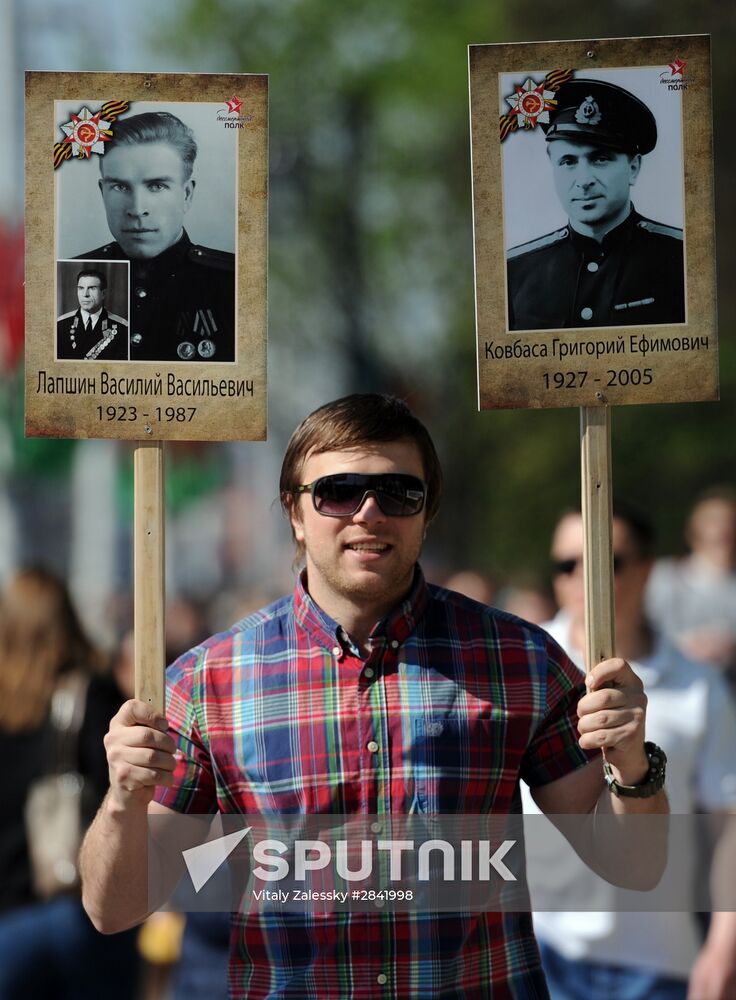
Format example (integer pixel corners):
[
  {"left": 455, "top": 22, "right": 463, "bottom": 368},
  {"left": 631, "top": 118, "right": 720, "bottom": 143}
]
[
  {"left": 580, "top": 406, "right": 615, "bottom": 672},
  {"left": 134, "top": 441, "right": 166, "bottom": 712}
]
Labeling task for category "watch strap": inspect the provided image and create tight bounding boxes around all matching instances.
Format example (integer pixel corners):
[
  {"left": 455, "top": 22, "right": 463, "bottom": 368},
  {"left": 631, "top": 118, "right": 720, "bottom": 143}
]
[{"left": 603, "top": 740, "right": 667, "bottom": 798}]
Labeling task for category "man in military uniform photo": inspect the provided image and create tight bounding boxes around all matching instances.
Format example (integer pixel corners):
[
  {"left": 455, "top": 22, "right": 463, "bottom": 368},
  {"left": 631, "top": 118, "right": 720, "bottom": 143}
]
[
  {"left": 507, "top": 78, "right": 685, "bottom": 331},
  {"left": 57, "top": 268, "right": 128, "bottom": 361},
  {"left": 75, "top": 111, "right": 235, "bottom": 363}
]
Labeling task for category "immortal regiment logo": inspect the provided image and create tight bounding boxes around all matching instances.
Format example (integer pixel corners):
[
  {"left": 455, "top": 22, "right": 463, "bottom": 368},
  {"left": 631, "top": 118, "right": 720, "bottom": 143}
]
[
  {"left": 500, "top": 69, "right": 574, "bottom": 140},
  {"left": 216, "top": 95, "right": 253, "bottom": 128},
  {"left": 660, "top": 56, "right": 693, "bottom": 91},
  {"left": 53, "top": 101, "right": 130, "bottom": 169}
]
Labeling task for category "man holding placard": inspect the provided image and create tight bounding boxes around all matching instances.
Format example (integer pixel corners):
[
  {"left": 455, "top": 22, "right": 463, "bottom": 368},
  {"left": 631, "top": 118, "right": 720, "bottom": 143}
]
[
  {"left": 80, "top": 394, "right": 668, "bottom": 1000},
  {"left": 507, "top": 79, "right": 685, "bottom": 332}
]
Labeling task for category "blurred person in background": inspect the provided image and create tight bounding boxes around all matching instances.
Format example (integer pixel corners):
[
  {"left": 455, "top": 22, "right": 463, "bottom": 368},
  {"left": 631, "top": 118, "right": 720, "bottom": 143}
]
[
  {"left": 522, "top": 507, "right": 736, "bottom": 1000},
  {"left": 646, "top": 488, "right": 736, "bottom": 682},
  {"left": 441, "top": 568, "right": 497, "bottom": 606},
  {"left": 497, "top": 574, "right": 556, "bottom": 626},
  {"left": 0, "top": 567, "right": 139, "bottom": 1000}
]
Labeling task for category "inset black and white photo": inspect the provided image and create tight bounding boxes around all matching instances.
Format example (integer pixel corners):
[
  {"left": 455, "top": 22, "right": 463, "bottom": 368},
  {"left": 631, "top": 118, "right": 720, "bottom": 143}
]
[
  {"left": 56, "top": 259, "right": 130, "bottom": 361},
  {"left": 502, "top": 68, "right": 685, "bottom": 332},
  {"left": 56, "top": 101, "right": 237, "bottom": 363}
]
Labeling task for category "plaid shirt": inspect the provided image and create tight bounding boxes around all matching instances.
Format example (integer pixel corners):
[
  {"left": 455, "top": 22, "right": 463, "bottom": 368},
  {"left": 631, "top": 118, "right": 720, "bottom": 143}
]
[{"left": 157, "top": 568, "right": 594, "bottom": 999}]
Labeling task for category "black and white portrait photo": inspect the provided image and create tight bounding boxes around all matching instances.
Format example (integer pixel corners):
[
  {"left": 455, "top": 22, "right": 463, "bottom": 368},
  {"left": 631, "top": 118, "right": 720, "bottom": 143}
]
[
  {"left": 55, "top": 101, "right": 237, "bottom": 362},
  {"left": 56, "top": 260, "right": 130, "bottom": 361},
  {"left": 502, "top": 68, "right": 686, "bottom": 332}
]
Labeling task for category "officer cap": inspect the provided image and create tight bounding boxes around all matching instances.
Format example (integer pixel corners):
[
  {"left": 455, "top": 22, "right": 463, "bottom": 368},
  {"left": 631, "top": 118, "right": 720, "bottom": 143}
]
[{"left": 542, "top": 78, "right": 657, "bottom": 155}]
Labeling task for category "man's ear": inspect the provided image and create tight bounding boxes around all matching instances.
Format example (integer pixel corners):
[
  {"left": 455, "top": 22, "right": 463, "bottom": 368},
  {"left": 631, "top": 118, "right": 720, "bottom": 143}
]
[
  {"left": 628, "top": 153, "right": 642, "bottom": 187},
  {"left": 287, "top": 497, "right": 305, "bottom": 543},
  {"left": 184, "top": 177, "right": 196, "bottom": 211}
]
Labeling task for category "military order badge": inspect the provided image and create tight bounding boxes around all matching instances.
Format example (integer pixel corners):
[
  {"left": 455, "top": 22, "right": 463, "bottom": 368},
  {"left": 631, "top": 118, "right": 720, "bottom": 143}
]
[
  {"left": 469, "top": 35, "right": 717, "bottom": 411},
  {"left": 25, "top": 72, "right": 268, "bottom": 443}
]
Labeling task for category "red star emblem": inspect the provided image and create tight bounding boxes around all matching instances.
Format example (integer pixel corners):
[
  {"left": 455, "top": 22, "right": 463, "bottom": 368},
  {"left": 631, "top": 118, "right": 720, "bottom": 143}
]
[
  {"left": 669, "top": 57, "right": 687, "bottom": 76},
  {"left": 225, "top": 96, "right": 243, "bottom": 115},
  {"left": 61, "top": 111, "right": 110, "bottom": 157}
]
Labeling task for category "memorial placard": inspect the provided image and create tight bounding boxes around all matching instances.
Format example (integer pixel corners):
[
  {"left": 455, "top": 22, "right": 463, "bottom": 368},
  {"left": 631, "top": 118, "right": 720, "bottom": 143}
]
[
  {"left": 25, "top": 71, "right": 267, "bottom": 441},
  {"left": 469, "top": 35, "right": 716, "bottom": 410}
]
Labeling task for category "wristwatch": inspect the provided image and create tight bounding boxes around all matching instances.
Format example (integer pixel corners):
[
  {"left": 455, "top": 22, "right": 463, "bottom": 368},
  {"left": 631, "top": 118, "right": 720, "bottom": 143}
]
[{"left": 603, "top": 741, "right": 667, "bottom": 798}]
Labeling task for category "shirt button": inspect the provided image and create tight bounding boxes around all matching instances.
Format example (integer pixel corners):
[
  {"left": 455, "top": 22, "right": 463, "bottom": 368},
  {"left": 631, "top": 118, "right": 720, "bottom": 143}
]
[
  {"left": 332, "top": 645, "right": 341, "bottom": 657},
  {"left": 390, "top": 640, "right": 399, "bottom": 650},
  {"left": 135, "top": 287, "right": 147, "bottom": 298},
  {"left": 367, "top": 740, "right": 379, "bottom": 753},
  {"left": 377, "top": 973, "right": 388, "bottom": 984},
  {"left": 364, "top": 667, "right": 375, "bottom": 678},
  {"left": 370, "top": 821, "right": 382, "bottom": 834},
  {"left": 587, "top": 261, "right": 599, "bottom": 273},
  {"left": 580, "top": 307, "right": 593, "bottom": 321},
  {"left": 374, "top": 898, "right": 385, "bottom": 908}
]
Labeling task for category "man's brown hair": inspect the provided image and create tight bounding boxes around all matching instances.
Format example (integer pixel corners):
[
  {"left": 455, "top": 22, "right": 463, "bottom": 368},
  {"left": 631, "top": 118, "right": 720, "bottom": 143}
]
[{"left": 280, "top": 393, "right": 443, "bottom": 560}]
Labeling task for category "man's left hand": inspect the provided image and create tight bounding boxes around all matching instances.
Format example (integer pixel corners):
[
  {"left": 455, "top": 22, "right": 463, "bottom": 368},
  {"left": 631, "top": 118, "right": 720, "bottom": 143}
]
[{"left": 576, "top": 657, "right": 649, "bottom": 785}]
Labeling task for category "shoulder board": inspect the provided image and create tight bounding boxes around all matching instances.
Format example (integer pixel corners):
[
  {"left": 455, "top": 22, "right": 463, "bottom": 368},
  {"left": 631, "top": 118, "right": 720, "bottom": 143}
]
[
  {"left": 507, "top": 228, "right": 569, "bottom": 261},
  {"left": 636, "top": 219, "right": 683, "bottom": 240},
  {"left": 58, "top": 310, "right": 78, "bottom": 321},
  {"left": 107, "top": 312, "right": 127, "bottom": 325},
  {"left": 188, "top": 244, "right": 235, "bottom": 271}
]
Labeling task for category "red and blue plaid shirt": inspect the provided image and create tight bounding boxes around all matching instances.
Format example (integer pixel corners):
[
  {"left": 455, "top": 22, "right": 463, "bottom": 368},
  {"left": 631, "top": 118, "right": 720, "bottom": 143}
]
[{"left": 157, "top": 568, "right": 594, "bottom": 999}]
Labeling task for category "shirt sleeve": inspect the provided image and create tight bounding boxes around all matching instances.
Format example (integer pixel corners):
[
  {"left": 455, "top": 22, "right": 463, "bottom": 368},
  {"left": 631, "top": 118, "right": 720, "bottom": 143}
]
[
  {"left": 154, "top": 650, "right": 218, "bottom": 813},
  {"left": 520, "top": 635, "right": 599, "bottom": 789}
]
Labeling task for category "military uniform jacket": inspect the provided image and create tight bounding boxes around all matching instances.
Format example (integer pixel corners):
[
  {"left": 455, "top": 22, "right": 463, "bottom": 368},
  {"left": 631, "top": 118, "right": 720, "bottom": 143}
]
[
  {"left": 507, "top": 209, "right": 685, "bottom": 331},
  {"left": 56, "top": 307, "right": 128, "bottom": 361},
  {"left": 76, "top": 231, "right": 235, "bottom": 362}
]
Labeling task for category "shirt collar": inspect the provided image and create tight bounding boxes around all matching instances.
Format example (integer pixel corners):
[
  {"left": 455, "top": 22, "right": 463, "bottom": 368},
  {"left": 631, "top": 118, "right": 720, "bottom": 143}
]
[
  {"left": 293, "top": 565, "right": 429, "bottom": 654},
  {"left": 80, "top": 308, "right": 102, "bottom": 327}
]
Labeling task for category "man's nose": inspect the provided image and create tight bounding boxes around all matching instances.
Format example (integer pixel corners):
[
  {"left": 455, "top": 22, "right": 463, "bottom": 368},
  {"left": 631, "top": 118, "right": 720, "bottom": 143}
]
[
  {"left": 352, "top": 493, "right": 387, "bottom": 524},
  {"left": 126, "top": 187, "right": 149, "bottom": 217},
  {"left": 573, "top": 166, "right": 596, "bottom": 188}
]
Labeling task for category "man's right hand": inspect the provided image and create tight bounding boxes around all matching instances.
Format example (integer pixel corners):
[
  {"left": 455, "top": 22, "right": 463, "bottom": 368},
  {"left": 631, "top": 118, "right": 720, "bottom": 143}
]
[{"left": 104, "top": 700, "right": 177, "bottom": 808}]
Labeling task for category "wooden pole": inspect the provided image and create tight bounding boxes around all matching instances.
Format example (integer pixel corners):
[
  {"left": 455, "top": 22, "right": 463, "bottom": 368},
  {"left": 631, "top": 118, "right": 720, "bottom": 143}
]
[
  {"left": 134, "top": 441, "right": 166, "bottom": 712},
  {"left": 580, "top": 406, "right": 615, "bottom": 672}
]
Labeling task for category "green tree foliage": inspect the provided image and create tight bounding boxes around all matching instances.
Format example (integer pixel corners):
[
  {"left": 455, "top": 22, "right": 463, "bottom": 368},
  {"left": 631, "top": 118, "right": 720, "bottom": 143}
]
[{"left": 159, "top": 0, "right": 735, "bottom": 578}]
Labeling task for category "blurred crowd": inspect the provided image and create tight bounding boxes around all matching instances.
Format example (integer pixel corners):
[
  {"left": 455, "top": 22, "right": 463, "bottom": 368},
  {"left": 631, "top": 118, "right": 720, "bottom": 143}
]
[{"left": 0, "top": 486, "right": 734, "bottom": 999}]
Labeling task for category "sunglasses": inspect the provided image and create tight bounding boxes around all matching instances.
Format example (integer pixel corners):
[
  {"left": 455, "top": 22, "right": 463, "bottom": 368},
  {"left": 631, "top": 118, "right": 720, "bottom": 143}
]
[
  {"left": 553, "top": 554, "right": 629, "bottom": 576},
  {"left": 292, "top": 473, "right": 427, "bottom": 518}
]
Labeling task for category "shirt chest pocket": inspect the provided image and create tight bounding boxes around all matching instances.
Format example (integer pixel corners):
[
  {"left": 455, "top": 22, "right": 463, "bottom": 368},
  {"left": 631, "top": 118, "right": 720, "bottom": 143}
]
[{"left": 410, "top": 713, "right": 496, "bottom": 814}]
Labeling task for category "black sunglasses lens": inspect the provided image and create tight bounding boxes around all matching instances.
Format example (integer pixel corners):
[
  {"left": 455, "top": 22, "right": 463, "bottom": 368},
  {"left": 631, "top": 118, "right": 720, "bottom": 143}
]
[
  {"left": 553, "top": 558, "right": 578, "bottom": 575},
  {"left": 313, "top": 477, "right": 365, "bottom": 515},
  {"left": 553, "top": 555, "right": 628, "bottom": 576},
  {"left": 312, "top": 474, "right": 425, "bottom": 516},
  {"left": 375, "top": 475, "right": 425, "bottom": 515}
]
